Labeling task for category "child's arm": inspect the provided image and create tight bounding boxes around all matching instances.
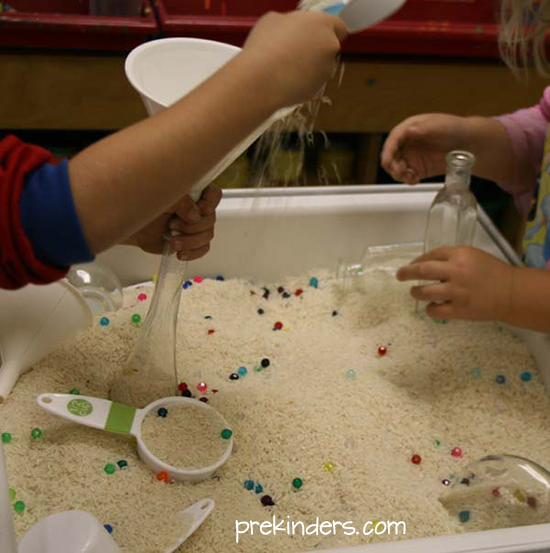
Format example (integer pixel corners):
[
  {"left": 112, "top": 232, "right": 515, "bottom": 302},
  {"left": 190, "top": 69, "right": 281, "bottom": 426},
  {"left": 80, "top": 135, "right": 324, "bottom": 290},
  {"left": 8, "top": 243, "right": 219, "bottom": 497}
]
[
  {"left": 69, "top": 11, "right": 347, "bottom": 254},
  {"left": 396, "top": 246, "right": 550, "bottom": 333}
]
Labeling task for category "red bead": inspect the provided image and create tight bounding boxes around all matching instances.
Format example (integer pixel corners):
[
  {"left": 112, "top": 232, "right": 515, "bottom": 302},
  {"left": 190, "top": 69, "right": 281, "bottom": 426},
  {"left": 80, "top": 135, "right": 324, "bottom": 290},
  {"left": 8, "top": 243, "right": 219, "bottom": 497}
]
[
  {"left": 199, "top": 397, "right": 209, "bottom": 403},
  {"left": 212, "top": 389, "right": 219, "bottom": 394},
  {"left": 378, "top": 346, "right": 387, "bottom": 356},
  {"left": 197, "top": 382, "right": 208, "bottom": 392},
  {"left": 178, "top": 382, "right": 188, "bottom": 391},
  {"left": 277, "top": 287, "right": 284, "bottom": 293},
  {"left": 411, "top": 454, "right": 421, "bottom": 465},
  {"left": 138, "top": 293, "right": 147, "bottom": 301},
  {"left": 208, "top": 329, "right": 215, "bottom": 335},
  {"left": 295, "top": 289, "right": 303, "bottom": 296},
  {"left": 156, "top": 471, "right": 169, "bottom": 483},
  {"left": 492, "top": 488, "right": 500, "bottom": 498},
  {"left": 451, "top": 447, "right": 463, "bottom": 458},
  {"left": 527, "top": 497, "right": 537, "bottom": 509},
  {"left": 274, "top": 322, "right": 283, "bottom": 330}
]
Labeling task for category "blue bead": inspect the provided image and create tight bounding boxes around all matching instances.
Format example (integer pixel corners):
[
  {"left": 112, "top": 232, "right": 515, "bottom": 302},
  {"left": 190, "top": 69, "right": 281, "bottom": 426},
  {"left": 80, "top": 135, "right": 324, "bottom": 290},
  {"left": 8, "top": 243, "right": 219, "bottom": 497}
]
[
  {"left": 255, "top": 484, "right": 264, "bottom": 494},
  {"left": 104, "top": 524, "right": 113, "bottom": 534},
  {"left": 100, "top": 317, "right": 110, "bottom": 326},
  {"left": 309, "top": 277, "right": 319, "bottom": 288},
  {"left": 157, "top": 407, "right": 168, "bottom": 418},
  {"left": 216, "top": 275, "right": 225, "bottom": 281},
  {"left": 521, "top": 371, "right": 532, "bottom": 382},
  {"left": 238, "top": 366, "right": 248, "bottom": 377},
  {"left": 496, "top": 375, "right": 506, "bottom": 385},
  {"left": 244, "top": 479, "right": 254, "bottom": 491},
  {"left": 183, "top": 281, "right": 193, "bottom": 289},
  {"left": 204, "top": 315, "right": 212, "bottom": 320},
  {"left": 459, "top": 510, "right": 470, "bottom": 523}
]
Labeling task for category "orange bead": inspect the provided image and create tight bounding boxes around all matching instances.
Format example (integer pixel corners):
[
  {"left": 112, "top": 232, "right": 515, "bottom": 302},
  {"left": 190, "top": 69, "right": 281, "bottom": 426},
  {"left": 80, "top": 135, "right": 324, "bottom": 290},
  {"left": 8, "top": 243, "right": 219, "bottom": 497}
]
[{"left": 157, "top": 471, "right": 169, "bottom": 483}]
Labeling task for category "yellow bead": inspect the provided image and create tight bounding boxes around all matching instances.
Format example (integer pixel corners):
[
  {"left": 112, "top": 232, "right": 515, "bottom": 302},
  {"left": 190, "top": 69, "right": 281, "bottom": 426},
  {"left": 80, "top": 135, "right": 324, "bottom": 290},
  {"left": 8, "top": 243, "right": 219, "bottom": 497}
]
[{"left": 323, "top": 461, "right": 336, "bottom": 473}]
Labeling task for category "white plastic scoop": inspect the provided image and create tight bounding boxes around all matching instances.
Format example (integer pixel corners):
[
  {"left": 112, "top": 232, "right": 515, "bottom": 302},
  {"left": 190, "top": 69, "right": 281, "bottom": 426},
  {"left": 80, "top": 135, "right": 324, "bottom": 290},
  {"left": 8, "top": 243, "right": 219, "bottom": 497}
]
[
  {"left": 299, "top": 0, "right": 406, "bottom": 33},
  {"left": 37, "top": 393, "right": 233, "bottom": 482}
]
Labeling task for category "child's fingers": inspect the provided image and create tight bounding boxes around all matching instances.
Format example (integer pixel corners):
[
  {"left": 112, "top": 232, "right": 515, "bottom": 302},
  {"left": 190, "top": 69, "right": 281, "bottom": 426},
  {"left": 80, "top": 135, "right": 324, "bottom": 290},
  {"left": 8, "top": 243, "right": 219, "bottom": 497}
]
[
  {"left": 197, "top": 185, "right": 222, "bottom": 216},
  {"left": 169, "top": 213, "right": 216, "bottom": 235},
  {"left": 177, "top": 244, "right": 211, "bottom": 261},
  {"left": 396, "top": 260, "right": 450, "bottom": 282},
  {"left": 171, "top": 196, "right": 202, "bottom": 223},
  {"left": 410, "top": 282, "right": 452, "bottom": 303},
  {"left": 408, "top": 247, "right": 453, "bottom": 265},
  {"left": 171, "top": 228, "right": 214, "bottom": 252},
  {"left": 425, "top": 301, "right": 455, "bottom": 320}
]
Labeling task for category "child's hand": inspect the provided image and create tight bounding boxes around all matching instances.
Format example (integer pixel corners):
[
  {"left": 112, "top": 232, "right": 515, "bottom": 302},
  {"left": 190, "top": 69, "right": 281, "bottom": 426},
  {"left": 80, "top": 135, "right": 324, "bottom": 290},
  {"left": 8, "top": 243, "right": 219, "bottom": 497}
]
[
  {"left": 241, "top": 11, "right": 348, "bottom": 109},
  {"left": 381, "top": 114, "right": 470, "bottom": 184},
  {"left": 124, "top": 185, "right": 222, "bottom": 260},
  {"left": 396, "top": 246, "right": 514, "bottom": 321}
]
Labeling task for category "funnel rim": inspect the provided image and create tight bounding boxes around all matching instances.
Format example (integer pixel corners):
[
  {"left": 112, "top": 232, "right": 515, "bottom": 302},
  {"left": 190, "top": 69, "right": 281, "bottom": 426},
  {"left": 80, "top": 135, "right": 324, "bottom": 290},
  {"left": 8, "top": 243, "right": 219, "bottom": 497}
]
[{"left": 124, "top": 37, "right": 242, "bottom": 109}]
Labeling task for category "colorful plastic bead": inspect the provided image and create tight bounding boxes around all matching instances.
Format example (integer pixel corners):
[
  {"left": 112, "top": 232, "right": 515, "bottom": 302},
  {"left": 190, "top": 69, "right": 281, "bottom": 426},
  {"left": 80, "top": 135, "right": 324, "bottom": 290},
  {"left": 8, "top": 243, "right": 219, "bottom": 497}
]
[
  {"left": 31, "top": 428, "right": 42, "bottom": 440},
  {"left": 442, "top": 479, "right": 451, "bottom": 486},
  {"left": 229, "top": 373, "right": 239, "bottom": 381},
  {"left": 2, "top": 432, "right": 12, "bottom": 444},
  {"left": 282, "top": 292, "right": 291, "bottom": 298},
  {"left": 157, "top": 407, "right": 168, "bottom": 418},
  {"left": 492, "top": 488, "right": 501, "bottom": 497},
  {"left": 183, "top": 281, "right": 193, "bottom": 289},
  {"left": 323, "top": 461, "right": 336, "bottom": 473},
  {"left": 411, "top": 454, "right": 422, "bottom": 465},
  {"left": 138, "top": 293, "right": 147, "bottom": 301},
  {"left": 292, "top": 478, "right": 303, "bottom": 490},
  {"left": 104, "top": 524, "right": 113, "bottom": 534},
  {"left": 521, "top": 371, "right": 533, "bottom": 382},
  {"left": 208, "top": 329, "right": 215, "bottom": 335},
  {"left": 244, "top": 479, "right": 255, "bottom": 491},
  {"left": 346, "top": 369, "right": 357, "bottom": 380},
  {"left": 261, "top": 358, "right": 270, "bottom": 368},
  {"left": 257, "top": 308, "right": 264, "bottom": 315},
  {"left": 309, "top": 277, "right": 319, "bottom": 288},
  {"left": 451, "top": 447, "right": 463, "bottom": 458},
  {"left": 277, "top": 287, "right": 284, "bottom": 294},
  {"left": 193, "top": 276, "right": 203, "bottom": 283},
  {"left": 459, "top": 510, "right": 470, "bottom": 523},
  {"left": 238, "top": 367, "right": 248, "bottom": 377},
  {"left": 332, "top": 310, "right": 338, "bottom": 316},
  {"left": 197, "top": 382, "right": 208, "bottom": 392},
  {"left": 157, "top": 471, "right": 169, "bottom": 483},
  {"left": 117, "top": 460, "right": 128, "bottom": 470},
  {"left": 212, "top": 389, "right": 219, "bottom": 394},
  {"left": 216, "top": 275, "right": 225, "bottom": 281},
  {"left": 460, "top": 478, "right": 470, "bottom": 486},
  {"left": 221, "top": 429, "right": 233, "bottom": 440},
  {"left": 255, "top": 484, "right": 264, "bottom": 494},
  {"left": 8, "top": 488, "right": 15, "bottom": 501},
  {"left": 69, "top": 388, "right": 80, "bottom": 395},
  {"left": 13, "top": 501, "right": 25, "bottom": 513},
  {"left": 178, "top": 382, "right": 188, "bottom": 391},
  {"left": 434, "top": 439, "right": 441, "bottom": 448},
  {"left": 104, "top": 464, "right": 116, "bottom": 475},
  {"left": 100, "top": 317, "right": 110, "bottom": 326},
  {"left": 262, "top": 288, "right": 270, "bottom": 299},
  {"left": 496, "top": 375, "right": 506, "bottom": 385},
  {"left": 528, "top": 497, "right": 538, "bottom": 509},
  {"left": 199, "top": 397, "right": 209, "bottom": 403},
  {"left": 204, "top": 315, "right": 212, "bottom": 320},
  {"left": 261, "top": 495, "right": 275, "bottom": 506},
  {"left": 295, "top": 289, "right": 303, "bottom": 296},
  {"left": 182, "top": 389, "right": 193, "bottom": 398},
  {"left": 378, "top": 346, "right": 387, "bottom": 356},
  {"left": 273, "top": 322, "right": 283, "bottom": 330},
  {"left": 131, "top": 314, "right": 141, "bottom": 324}
]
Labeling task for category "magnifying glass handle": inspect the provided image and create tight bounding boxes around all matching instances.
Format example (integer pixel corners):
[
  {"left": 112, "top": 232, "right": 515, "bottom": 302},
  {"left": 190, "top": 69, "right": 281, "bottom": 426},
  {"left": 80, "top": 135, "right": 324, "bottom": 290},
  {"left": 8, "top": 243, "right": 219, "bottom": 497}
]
[{"left": 37, "top": 393, "right": 140, "bottom": 436}]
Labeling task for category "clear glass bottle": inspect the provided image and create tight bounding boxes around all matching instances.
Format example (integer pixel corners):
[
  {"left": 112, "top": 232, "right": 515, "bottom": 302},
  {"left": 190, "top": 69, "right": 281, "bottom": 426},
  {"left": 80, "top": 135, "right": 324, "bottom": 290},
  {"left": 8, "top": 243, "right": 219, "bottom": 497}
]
[
  {"left": 424, "top": 150, "right": 478, "bottom": 252},
  {"left": 109, "top": 241, "right": 184, "bottom": 407}
]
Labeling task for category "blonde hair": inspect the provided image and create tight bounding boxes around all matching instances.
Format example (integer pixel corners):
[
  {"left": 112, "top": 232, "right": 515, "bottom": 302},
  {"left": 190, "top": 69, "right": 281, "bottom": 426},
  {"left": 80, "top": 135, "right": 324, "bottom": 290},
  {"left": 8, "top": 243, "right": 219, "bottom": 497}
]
[{"left": 499, "top": 0, "right": 550, "bottom": 75}]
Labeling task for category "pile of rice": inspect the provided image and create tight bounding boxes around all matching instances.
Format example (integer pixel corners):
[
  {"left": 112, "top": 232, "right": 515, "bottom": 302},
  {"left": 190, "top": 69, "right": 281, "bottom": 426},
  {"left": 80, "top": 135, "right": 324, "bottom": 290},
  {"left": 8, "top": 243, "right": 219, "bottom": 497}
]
[{"left": 2, "top": 268, "right": 550, "bottom": 552}]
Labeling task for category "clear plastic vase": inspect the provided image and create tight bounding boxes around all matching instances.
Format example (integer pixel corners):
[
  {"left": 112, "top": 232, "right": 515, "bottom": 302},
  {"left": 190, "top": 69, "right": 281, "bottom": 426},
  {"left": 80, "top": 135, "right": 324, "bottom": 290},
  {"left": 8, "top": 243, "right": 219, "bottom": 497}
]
[{"left": 110, "top": 241, "right": 185, "bottom": 407}]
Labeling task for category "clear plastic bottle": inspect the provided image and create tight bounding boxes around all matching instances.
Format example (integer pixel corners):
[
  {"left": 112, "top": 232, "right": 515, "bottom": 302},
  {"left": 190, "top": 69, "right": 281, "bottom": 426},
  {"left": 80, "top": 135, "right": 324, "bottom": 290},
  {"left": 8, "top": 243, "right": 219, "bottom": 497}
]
[
  {"left": 424, "top": 150, "right": 478, "bottom": 252},
  {"left": 109, "top": 241, "right": 184, "bottom": 407}
]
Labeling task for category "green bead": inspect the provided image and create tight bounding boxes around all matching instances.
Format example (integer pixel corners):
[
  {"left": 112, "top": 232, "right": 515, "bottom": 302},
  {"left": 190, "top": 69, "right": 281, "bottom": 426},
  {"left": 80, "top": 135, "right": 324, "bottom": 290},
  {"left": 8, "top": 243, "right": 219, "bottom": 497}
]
[
  {"left": 104, "top": 463, "right": 116, "bottom": 475},
  {"left": 117, "top": 460, "right": 128, "bottom": 470},
  {"left": 459, "top": 510, "right": 470, "bottom": 523},
  {"left": 69, "top": 388, "right": 80, "bottom": 395},
  {"left": 13, "top": 501, "right": 25, "bottom": 513},
  {"left": 131, "top": 314, "right": 141, "bottom": 324},
  {"left": 346, "top": 369, "right": 357, "bottom": 380},
  {"left": 8, "top": 488, "right": 15, "bottom": 501},
  {"left": 221, "top": 429, "right": 233, "bottom": 440},
  {"left": 292, "top": 477, "right": 303, "bottom": 489},
  {"left": 2, "top": 432, "right": 12, "bottom": 444},
  {"left": 434, "top": 439, "right": 441, "bottom": 448},
  {"left": 31, "top": 428, "right": 42, "bottom": 440}
]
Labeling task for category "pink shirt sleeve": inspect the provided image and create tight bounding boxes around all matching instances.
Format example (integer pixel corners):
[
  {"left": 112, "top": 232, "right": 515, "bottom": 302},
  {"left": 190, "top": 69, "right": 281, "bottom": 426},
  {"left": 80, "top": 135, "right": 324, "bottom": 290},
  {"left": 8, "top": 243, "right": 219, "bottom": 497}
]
[{"left": 494, "top": 86, "right": 550, "bottom": 214}]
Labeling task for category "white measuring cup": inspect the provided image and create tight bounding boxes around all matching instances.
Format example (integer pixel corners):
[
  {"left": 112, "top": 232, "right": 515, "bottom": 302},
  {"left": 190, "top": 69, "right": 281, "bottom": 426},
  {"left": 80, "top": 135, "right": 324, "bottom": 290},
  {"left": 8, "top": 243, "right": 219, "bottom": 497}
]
[{"left": 37, "top": 394, "right": 233, "bottom": 482}]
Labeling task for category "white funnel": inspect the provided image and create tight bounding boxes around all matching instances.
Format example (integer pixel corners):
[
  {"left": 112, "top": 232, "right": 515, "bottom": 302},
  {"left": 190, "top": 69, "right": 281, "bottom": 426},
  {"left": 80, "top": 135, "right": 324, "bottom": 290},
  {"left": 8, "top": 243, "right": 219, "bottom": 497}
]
[
  {"left": 125, "top": 38, "right": 294, "bottom": 201},
  {"left": 0, "top": 281, "right": 93, "bottom": 402}
]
